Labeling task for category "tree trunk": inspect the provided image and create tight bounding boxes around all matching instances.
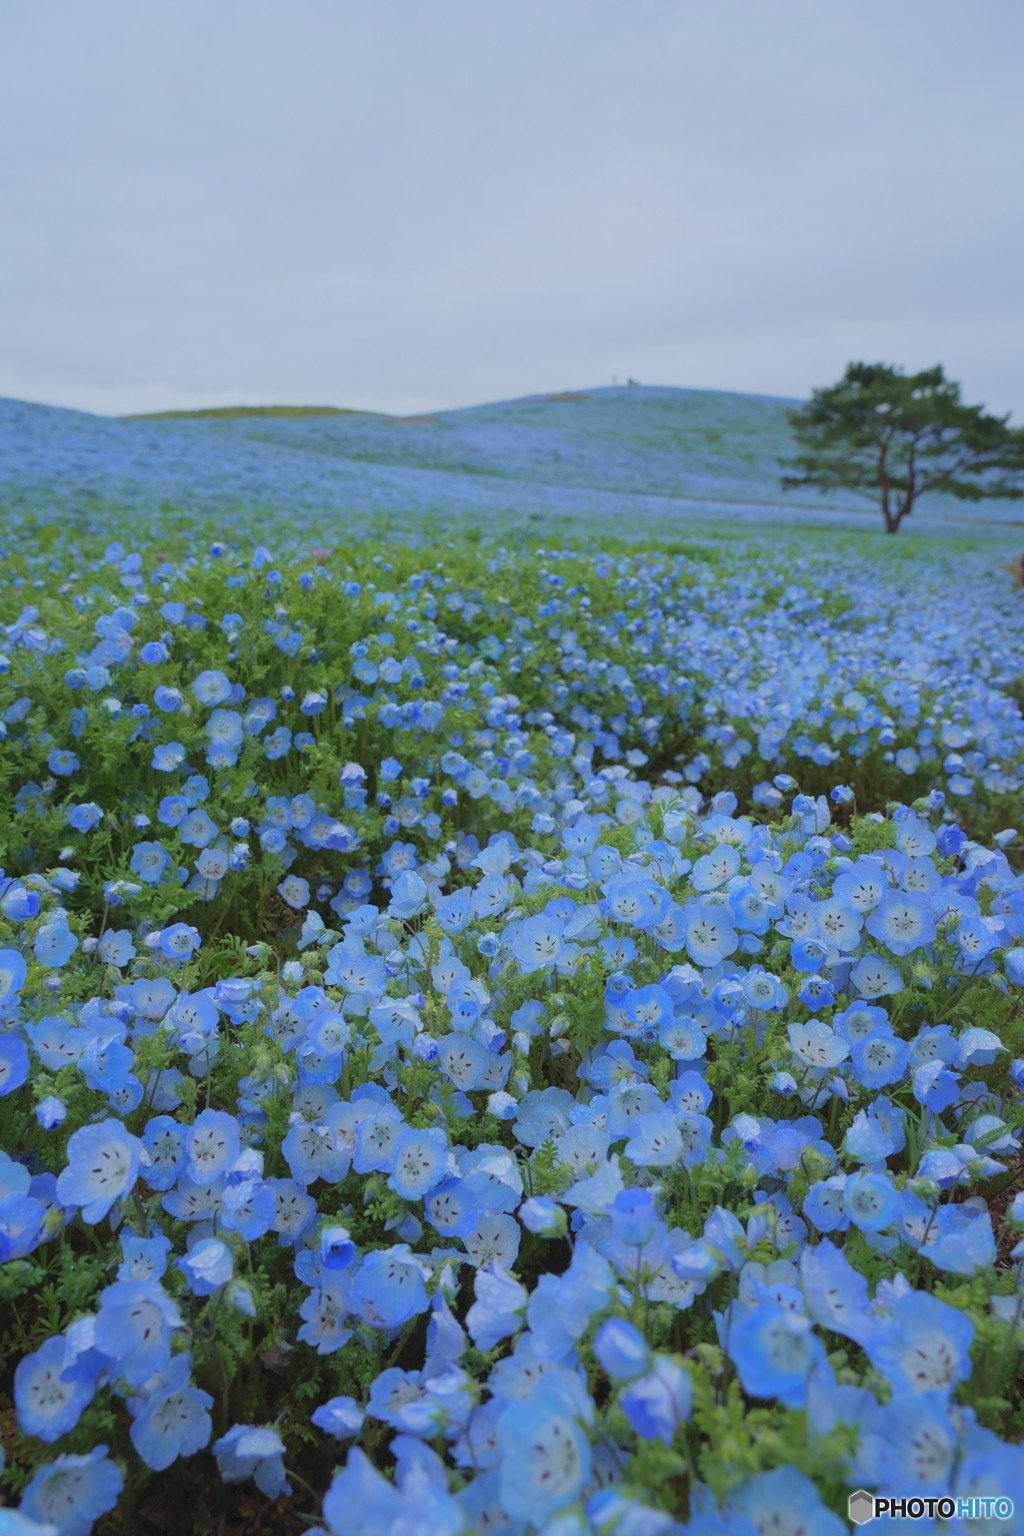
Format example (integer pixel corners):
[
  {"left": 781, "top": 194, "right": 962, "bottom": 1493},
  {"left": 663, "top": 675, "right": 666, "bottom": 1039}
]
[{"left": 881, "top": 487, "right": 913, "bottom": 533}]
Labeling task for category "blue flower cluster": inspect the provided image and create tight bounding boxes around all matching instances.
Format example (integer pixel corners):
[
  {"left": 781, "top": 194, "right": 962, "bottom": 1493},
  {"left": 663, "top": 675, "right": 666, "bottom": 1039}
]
[
  {"left": 1, "top": 521, "right": 1023, "bottom": 1534},
  {"left": 4, "top": 387, "right": 1022, "bottom": 538},
  {"left": 2, "top": 535, "right": 1024, "bottom": 947},
  {"left": 3, "top": 775, "right": 1024, "bottom": 1531}
]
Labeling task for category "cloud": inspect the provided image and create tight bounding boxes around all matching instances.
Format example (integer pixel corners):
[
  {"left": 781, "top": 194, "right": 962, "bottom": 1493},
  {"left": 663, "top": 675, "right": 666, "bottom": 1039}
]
[{"left": 1, "top": 0, "right": 1021, "bottom": 417}]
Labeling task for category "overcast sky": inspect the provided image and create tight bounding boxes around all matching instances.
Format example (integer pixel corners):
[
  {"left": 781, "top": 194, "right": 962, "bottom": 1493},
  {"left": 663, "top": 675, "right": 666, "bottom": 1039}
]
[{"left": 1, "top": 2, "right": 1021, "bottom": 419}]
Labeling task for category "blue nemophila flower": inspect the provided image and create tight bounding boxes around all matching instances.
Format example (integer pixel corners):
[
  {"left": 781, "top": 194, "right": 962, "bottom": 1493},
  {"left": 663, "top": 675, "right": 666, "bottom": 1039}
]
[
  {"left": 726, "top": 1301, "right": 824, "bottom": 1408},
  {"left": 277, "top": 874, "right": 310, "bottom": 910},
  {"left": 387, "top": 869, "right": 427, "bottom": 919},
  {"left": 184, "top": 1108, "right": 240, "bottom": 1186},
  {"left": 802, "top": 1176, "right": 850, "bottom": 1235},
  {"left": 865, "top": 889, "right": 937, "bottom": 956},
  {"left": 517, "top": 1195, "right": 567, "bottom": 1237},
  {"left": 465, "top": 1264, "right": 527, "bottom": 1352},
  {"left": 322, "top": 1447, "right": 404, "bottom": 1533},
  {"left": 787, "top": 1021, "right": 849, "bottom": 1070},
  {"left": 624, "top": 983, "right": 674, "bottom": 1031},
  {"left": 96, "top": 928, "right": 135, "bottom": 968},
  {"left": 284, "top": 1120, "right": 351, "bottom": 1185},
  {"left": 161, "top": 1172, "right": 223, "bottom": 1223},
  {"left": 212, "top": 1425, "right": 290, "bottom": 1498},
  {"left": 129, "top": 841, "right": 171, "bottom": 884},
  {"left": 658, "top": 1013, "right": 707, "bottom": 1060},
  {"left": 952, "top": 1445, "right": 1024, "bottom": 1530},
  {"left": 177, "top": 1237, "right": 234, "bottom": 1296},
  {"left": 153, "top": 922, "right": 201, "bottom": 962},
  {"left": 850, "top": 1033, "right": 910, "bottom": 1089},
  {"left": 604, "top": 877, "right": 668, "bottom": 930},
  {"left": 118, "top": 1230, "right": 172, "bottom": 1282},
  {"left": 912, "top": 1060, "right": 961, "bottom": 1113},
  {"left": 153, "top": 684, "right": 183, "bottom": 711},
  {"left": 365, "top": 1367, "right": 435, "bottom": 1433},
  {"left": 956, "top": 1026, "right": 1005, "bottom": 1068},
  {"left": 389, "top": 1127, "right": 448, "bottom": 1201},
  {"left": 35, "top": 1094, "right": 67, "bottom": 1130},
  {"left": 297, "top": 1273, "right": 353, "bottom": 1355},
  {"left": 33, "top": 912, "right": 79, "bottom": 968},
  {"left": 609, "top": 1187, "right": 658, "bottom": 1248},
  {"left": 434, "top": 889, "right": 472, "bottom": 936},
  {"left": 0, "top": 947, "right": 27, "bottom": 1011},
  {"left": 129, "top": 974, "right": 177, "bottom": 1025},
  {"left": 842, "top": 1109, "right": 899, "bottom": 1164},
  {"left": 140, "top": 1115, "right": 186, "bottom": 1191},
  {"left": 15, "top": 1336, "right": 94, "bottom": 1442},
  {"left": 0, "top": 1033, "right": 30, "bottom": 1096},
  {"left": 510, "top": 913, "right": 566, "bottom": 974},
  {"left": 1, "top": 879, "right": 41, "bottom": 922},
  {"left": 25, "top": 1013, "right": 85, "bottom": 1071},
  {"left": 797, "top": 975, "right": 834, "bottom": 1012},
  {"left": 799, "top": 1239, "right": 877, "bottom": 1348},
  {"left": 56, "top": 1119, "right": 143, "bottom": 1222},
  {"left": 319, "top": 1225, "right": 356, "bottom": 1271},
  {"left": 151, "top": 741, "right": 187, "bottom": 772},
  {"left": 681, "top": 899, "right": 738, "bottom": 966},
  {"left": 722, "top": 1465, "right": 847, "bottom": 1536},
  {"left": 866, "top": 1291, "right": 974, "bottom": 1395},
  {"left": 191, "top": 669, "right": 232, "bottom": 706},
  {"left": 625, "top": 1107, "right": 684, "bottom": 1167},
  {"left": 19, "top": 1444, "right": 123, "bottom": 1536},
  {"left": 496, "top": 1376, "right": 593, "bottom": 1524},
  {"left": 620, "top": 1356, "right": 693, "bottom": 1444},
  {"left": 158, "top": 794, "right": 188, "bottom": 827},
  {"left": 844, "top": 1171, "right": 900, "bottom": 1232},
  {"left": 351, "top": 1245, "right": 430, "bottom": 1329},
  {"left": 179, "top": 808, "right": 218, "bottom": 848},
  {"left": 47, "top": 750, "right": 79, "bottom": 777},
  {"left": 788, "top": 935, "right": 830, "bottom": 973},
  {"left": 312, "top": 1395, "right": 365, "bottom": 1440},
  {"left": 94, "top": 1279, "right": 182, "bottom": 1386},
  {"left": 526, "top": 1240, "right": 615, "bottom": 1358},
  {"left": 220, "top": 1165, "right": 275, "bottom": 1241},
  {"left": 692, "top": 844, "right": 741, "bottom": 890},
  {"left": 65, "top": 802, "right": 103, "bottom": 833},
  {"left": 593, "top": 1317, "right": 652, "bottom": 1381},
  {"left": 920, "top": 1207, "right": 996, "bottom": 1275},
  {"left": 130, "top": 1380, "right": 213, "bottom": 1471},
  {"left": 911, "top": 1023, "right": 959, "bottom": 1067}
]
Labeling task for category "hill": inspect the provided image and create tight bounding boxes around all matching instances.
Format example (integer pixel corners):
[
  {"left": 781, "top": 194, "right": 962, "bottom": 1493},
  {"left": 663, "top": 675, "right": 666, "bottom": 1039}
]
[{"left": 1, "top": 384, "right": 1020, "bottom": 542}]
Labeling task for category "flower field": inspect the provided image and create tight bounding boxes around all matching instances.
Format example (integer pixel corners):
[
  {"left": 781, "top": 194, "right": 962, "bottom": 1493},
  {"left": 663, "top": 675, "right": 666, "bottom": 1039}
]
[
  {"left": 1, "top": 505, "right": 1023, "bottom": 1535},
  {"left": 7, "top": 386, "right": 1024, "bottom": 539}
]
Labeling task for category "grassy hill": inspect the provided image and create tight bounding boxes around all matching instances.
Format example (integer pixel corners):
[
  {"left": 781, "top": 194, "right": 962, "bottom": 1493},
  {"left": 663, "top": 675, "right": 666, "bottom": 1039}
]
[{"left": 2, "top": 384, "right": 1020, "bottom": 545}]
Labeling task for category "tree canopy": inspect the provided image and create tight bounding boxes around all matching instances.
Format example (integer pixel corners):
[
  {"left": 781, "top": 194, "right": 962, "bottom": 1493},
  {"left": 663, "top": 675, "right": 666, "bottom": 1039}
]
[{"left": 781, "top": 362, "right": 1024, "bottom": 533}]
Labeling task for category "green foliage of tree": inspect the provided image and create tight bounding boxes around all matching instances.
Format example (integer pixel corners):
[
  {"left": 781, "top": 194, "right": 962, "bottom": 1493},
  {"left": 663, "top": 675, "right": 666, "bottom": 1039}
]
[{"left": 781, "top": 362, "right": 1024, "bottom": 533}]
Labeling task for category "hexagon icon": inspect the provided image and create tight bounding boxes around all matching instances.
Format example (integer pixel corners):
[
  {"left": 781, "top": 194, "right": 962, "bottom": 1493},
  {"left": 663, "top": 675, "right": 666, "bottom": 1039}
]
[{"left": 848, "top": 1490, "right": 875, "bottom": 1525}]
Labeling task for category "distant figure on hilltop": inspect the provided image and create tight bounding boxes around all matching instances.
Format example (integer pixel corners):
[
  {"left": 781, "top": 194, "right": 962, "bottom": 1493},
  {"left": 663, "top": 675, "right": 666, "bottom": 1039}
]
[{"left": 1010, "top": 552, "right": 1024, "bottom": 588}]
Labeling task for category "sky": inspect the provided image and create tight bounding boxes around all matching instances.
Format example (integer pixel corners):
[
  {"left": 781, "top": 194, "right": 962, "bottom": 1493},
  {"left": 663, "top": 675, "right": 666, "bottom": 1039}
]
[{"left": 1, "top": 2, "right": 1022, "bottom": 420}]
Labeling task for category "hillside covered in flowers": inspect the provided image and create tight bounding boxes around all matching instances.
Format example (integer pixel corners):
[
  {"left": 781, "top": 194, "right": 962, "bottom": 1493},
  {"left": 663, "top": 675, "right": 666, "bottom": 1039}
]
[
  {"left": 5, "top": 386, "right": 1024, "bottom": 540},
  {"left": 1, "top": 488, "right": 1023, "bottom": 1534}
]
